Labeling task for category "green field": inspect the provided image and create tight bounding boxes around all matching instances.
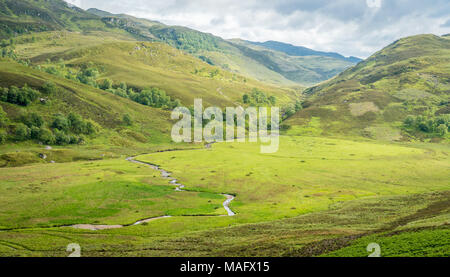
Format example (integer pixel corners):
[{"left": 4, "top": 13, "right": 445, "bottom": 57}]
[
  {"left": 0, "top": 0, "right": 449, "bottom": 258},
  {"left": 0, "top": 136, "right": 448, "bottom": 256}
]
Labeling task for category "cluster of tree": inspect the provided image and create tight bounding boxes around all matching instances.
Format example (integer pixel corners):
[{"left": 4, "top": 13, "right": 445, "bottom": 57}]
[
  {"left": 39, "top": 61, "right": 181, "bottom": 111},
  {"left": 404, "top": 114, "right": 449, "bottom": 136},
  {"left": 100, "top": 79, "right": 181, "bottom": 110},
  {"left": 281, "top": 100, "right": 303, "bottom": 119},
  {"left": 6, "top": 112, "right": 98, "bottom": 145},
  {"left": 0, "top": 85, "right": 40, "bottom": 106},
  {"left": 242, "top": 89, "right": 277, "bottom": 106},
  {"left": 153, "top": 27, "right": 219, "bottom": 53}
]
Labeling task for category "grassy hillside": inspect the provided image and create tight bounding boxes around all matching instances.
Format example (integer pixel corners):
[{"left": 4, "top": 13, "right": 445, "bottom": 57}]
[
  {"left": 285, "top": 34, "right": 450, "bottom": 142},
  {"left": 0, "top": 0, "right": 132, "bottom": 38},
  {"left": 9, "top": 31, "right": 299, "bottom": 108},
  {"left": 0, "top": 56, "right": 188, "bottom": 167}
]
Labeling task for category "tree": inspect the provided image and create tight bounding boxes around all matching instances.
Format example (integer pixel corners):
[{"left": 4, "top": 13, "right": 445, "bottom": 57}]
[
  {"left": 123, "top": 114, "right": 132, "bottom": 126},
  {"left": 243, "top": 94, "right": 249, "bottom": 104}
]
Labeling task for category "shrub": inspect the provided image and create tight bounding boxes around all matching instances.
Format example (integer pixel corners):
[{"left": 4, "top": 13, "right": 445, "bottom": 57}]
[
  {"left": 0, "top": 106, "right": 8, "bottom": 127},
  {"left": 0, "top": 130, "right": 7, "bottom": 144},
  {"left": 68, "top": 113, "right": 85, "bottom": 134},
  {"left": 42, "top": 82, "right": 58, "bottom": 94},
  {"left": 84, "top": 120, "right": 99, "bottom": 135},
  {"left": 123, "top": 114, "right": 133, "bottom": 126},
  {"left": 14, "top": 123, "right": 31, "bottom": 140},
  {"left": 38, "top": 128, "right": 56, "bottom": 145},
  {"left": 54, "top": 129, "right": 70, "bottom": 145},
  {"left": 52, "top": 114, "right": 69, "bottom": 131},
  {"left": 99, "top": 78, "right": 113, "bottom": 90},
  {"left": 22, "top": 112, "right": 44, "bottom": 128}
]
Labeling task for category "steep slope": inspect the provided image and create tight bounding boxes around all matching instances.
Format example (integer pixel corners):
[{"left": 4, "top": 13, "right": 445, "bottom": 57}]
[{"left": 285, "top": 34, "right": 450, "bottom": 141}]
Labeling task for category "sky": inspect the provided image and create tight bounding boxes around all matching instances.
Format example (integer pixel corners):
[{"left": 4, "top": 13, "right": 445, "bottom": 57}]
[{"left": 66, "top": 0, "right": 450, "bottom": 58}]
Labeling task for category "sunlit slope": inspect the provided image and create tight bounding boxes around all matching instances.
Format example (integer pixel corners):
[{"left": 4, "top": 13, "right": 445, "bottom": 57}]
[
  {"left": 285, "top": 34, "right": 450, "bottom": 141},
  {"left": 0, "top": 59, "right": 173, "bottom": 143},
  {"left": 0, "top": 0, "right": 132, "bottom": 39},
  {"left": 14, "top": 32, "right": 298, "bottom": 107}
]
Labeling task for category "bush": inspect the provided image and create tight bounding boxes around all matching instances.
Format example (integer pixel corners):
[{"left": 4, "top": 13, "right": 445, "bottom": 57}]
[
  {"left": 22, "top": 112, "right": 44, "bottom": 128},
  {"left": 42, "top": 82, "right": 58, "bottom": 94},
  {"left": 0, "top": 106, "right": 8, "bottom": 127},
  {"left": 0, "top": 130, "right": 7, "bottom": 144},
  {"left": 14, "top": 123, "right": 31, "bottom": 141},
  {"left": 99, "top": 78, "right": 113, "bottom": 90},
  {"left": 38, "top": 128, "right": 56, "bottom": 145},
  {"left": 84, "top": 120, "right": 99, "bottom": 135},
  {"left": 54, "top": 129, "right": 70, "bottom": 145},
  {"left": 123, "top": 114, "right": 133, "bottom": 126},
  {"left": 68, "top": 113, "right": 85, "bottom": 134},
  {"left": 52, "top": 114, "right": 69, "bottom": 131}
]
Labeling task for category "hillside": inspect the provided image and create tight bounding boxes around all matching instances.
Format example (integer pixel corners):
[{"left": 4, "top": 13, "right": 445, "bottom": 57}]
[
  {"left": 10, "top": 31, "right": 298, "bottom": 107},
  {"left": 85, "top": 8, "right": 358, "bottom": 86},
  {"left": 243, "top": 40, "right": 362, "bottom": 63},
  {"left": 230, "top": 39, "right": 357, "bottom": 85},
  {"left": 285, "top": 34, "right": 450, "bottom": 142}
]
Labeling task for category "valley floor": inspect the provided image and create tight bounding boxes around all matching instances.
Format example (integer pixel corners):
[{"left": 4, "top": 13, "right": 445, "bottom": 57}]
[{"left": 0, "top": 136, "right": 448, "bottom": 257}]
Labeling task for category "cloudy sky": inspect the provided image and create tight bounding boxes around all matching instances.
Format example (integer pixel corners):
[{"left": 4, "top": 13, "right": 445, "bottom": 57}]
[{"left": 67, "top": 0, "right": 450, "bottom": 58}]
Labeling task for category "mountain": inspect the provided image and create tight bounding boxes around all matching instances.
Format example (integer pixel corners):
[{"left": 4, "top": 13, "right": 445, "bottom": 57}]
[
  {"left": 284, "top": 34, "right": 450, "bottom": 141},
  {"left": 85, "top": 8, "right": 358, "bottom": 86},
  {"left": 243, "top": 40, "right": 362, "bottom": 63}
]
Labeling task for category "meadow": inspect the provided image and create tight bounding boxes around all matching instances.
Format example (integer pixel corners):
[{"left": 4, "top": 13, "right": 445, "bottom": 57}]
[{"left": 0, "top": 136, "right": 448, "bottom": 256}]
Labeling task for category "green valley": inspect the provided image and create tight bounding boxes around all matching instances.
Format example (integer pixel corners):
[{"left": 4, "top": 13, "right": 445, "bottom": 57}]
[{"left": 0, "top": 0, "right": 448, "bottom": 259}]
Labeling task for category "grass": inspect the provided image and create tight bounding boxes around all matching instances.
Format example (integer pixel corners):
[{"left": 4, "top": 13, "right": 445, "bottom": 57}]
[
  {"left": 0, "top": 157, "right": 225, "bottom": 229},
  {"left": 0, "top": 136, "right": 447, "bottom": 256}
]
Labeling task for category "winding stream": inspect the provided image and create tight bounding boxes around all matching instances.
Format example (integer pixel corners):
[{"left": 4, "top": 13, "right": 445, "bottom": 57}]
[{"left": 71, "top": 148, "right": 236, "bottom": 231}]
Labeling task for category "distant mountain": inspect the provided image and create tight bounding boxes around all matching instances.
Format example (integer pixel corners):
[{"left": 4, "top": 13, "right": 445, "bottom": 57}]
[
  {"left": 245, "top": 40, "right": 362, "bottom": 63},
  {"left": 285, "top": 34, "right": 450, "bottom": 141}
]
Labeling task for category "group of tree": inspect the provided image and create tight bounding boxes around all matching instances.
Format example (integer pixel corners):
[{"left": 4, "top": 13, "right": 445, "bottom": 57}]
[
  {"left": 3, "top": 112, "right": 99, "bottom": 145},
  {"left": 242, "top": 88, "right": 277, "bottom": 106},
  {"left": 99, "top": 79, "right": 181, "bottom": 110},
  {"left": 39, "top": 61, "right": 182, "bottom": 111},
  {"left": 404, "top": 114, "right": 449, "bottom": 136},
  {"left": 0, "top": 85, "right": 40, "bottom": 106}
]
